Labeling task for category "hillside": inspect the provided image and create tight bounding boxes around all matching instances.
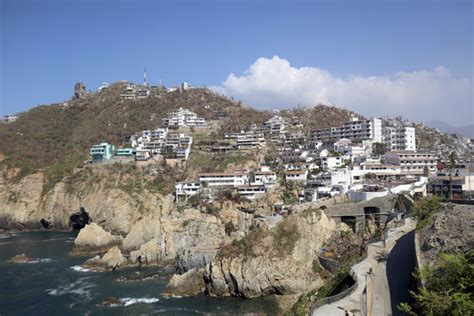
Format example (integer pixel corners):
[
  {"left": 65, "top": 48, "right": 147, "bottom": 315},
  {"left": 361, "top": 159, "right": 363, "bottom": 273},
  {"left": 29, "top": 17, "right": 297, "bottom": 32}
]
[{"left": 0, "top": 83, "right": 356, "bottom": 180}]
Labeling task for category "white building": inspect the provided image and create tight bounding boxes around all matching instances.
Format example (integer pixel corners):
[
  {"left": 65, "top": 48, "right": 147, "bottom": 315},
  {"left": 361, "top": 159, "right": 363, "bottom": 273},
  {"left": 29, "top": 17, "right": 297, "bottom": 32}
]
[
  {"left": 175, "top": 182, "right": 201, "bottom": 198},
  {"left": 263, "top": 115, "right": 286, "bottom": 136},
  {"left": 135, "top": 149, "right": 151, "bottom": 161},
  {"left": 383, "top": 151, "right": 437, "bottom": 175},
  {"left": 383, "top": 126, "right": 416, "bottom": 151},
  {"left": 252, "top": 169, "right": 277, "bottom": 186},
  {"left": 285, "top": 170, "right": 308, "bottom": 182},
  {"left": 98, "top": 82, "right": 110, "bottom": 92},
  {"left": 162, "top": 108, "right": 206, "bottom": 128},
  {"left": 334, "top": 139, "right": 373, "bottom": 158},
  {"left": 236, "top": 185, "right": 267, "bottom": 200},
  {"left": 310, "top": 117, "right": 382, "bottom": 143},
  {"left": 120, "top": 84, "right": 137, "bottom": 100},
  {"left": 3, "top": 114, "right": 18, "bottom": 123},
  {"left": 198, "top": 172, "right": 249, "bottom": 187}
]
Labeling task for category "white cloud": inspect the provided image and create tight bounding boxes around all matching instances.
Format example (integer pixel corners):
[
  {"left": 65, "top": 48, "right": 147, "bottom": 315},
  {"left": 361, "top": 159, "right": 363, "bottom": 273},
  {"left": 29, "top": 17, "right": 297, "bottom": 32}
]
[{"left": 214, "top": 56, "right": 473, "bottom": 126}]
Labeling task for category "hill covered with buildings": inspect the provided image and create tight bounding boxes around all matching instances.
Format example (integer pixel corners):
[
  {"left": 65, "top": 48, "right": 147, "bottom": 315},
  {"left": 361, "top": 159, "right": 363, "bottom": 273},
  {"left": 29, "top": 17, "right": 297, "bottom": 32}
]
[{"left": 1, "top": 80, "right": 473, "bottom": 314}]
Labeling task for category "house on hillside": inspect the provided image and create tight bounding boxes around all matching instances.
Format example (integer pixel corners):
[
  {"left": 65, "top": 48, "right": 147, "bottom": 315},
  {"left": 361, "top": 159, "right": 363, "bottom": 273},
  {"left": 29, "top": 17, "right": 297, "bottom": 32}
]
[{"left": 90, "top": 143, "right": 115, "bottom": 162}]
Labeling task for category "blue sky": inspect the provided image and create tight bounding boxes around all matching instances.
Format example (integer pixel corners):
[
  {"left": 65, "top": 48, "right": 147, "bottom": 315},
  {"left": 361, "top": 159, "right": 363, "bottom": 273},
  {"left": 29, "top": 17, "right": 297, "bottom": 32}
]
[{"left": 1, "top": 0, "right": 473, "bottom": 125}]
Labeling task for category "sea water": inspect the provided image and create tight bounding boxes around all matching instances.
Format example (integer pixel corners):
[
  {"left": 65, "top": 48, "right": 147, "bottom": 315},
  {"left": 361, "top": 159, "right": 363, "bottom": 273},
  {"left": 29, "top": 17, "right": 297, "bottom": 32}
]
[{"left": 0, "top": 231, "right": 280, "bottom": 315}]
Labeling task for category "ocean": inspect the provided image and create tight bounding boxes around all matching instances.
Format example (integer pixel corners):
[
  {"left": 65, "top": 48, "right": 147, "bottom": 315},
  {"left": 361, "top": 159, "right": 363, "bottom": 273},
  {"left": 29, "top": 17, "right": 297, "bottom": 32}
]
[{"left": 0, "top": 231, "right": 280, "bottom": 315}]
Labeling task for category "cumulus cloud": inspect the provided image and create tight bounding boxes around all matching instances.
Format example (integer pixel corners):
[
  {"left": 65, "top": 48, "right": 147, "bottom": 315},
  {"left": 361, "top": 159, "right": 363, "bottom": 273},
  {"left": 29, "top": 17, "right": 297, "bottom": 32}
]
[{"left": 214, "top": 56, "right": 473, "bottom": 126}]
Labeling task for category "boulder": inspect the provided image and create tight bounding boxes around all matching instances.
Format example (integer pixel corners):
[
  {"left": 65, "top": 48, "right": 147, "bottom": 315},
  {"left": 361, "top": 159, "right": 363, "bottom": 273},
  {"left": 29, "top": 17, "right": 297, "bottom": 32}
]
[
  {"left": 82, "top": 246, "right": 126, "bottom": 271},
  {"left": 73, "top": 223, "right": 120, "bottom": 254},
  {"left": 164, "top": 268, "right": 206, "bottom": 297},
  {"left": 10, "top": 254, "right": 31, "bottom": 263},
  {"left": 129, "top": 239, "right": 160, "bottom": 265}
]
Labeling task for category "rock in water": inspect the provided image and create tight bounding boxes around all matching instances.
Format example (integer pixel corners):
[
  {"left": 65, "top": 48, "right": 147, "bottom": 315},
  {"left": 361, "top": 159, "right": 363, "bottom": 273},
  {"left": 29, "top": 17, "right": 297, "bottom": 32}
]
[
  {"left": 129, "top": 239, "right": 160, "bottom": 265},
  {"left": 73, "top": 223, "right": 120, "bottom": 254},
  {"left": 101, "top": 297, "right": 121, "bottom": 306},
  {"left": 10, "top": 254, "right": 31, "bottom": 263},
  {"left": 101, "top": 246, "right": 126, "bottom": 270},
  {"left": 82, "top": 246, "right": 126, "bottom": 271},
  {"left": 164, "top": 268, "right": 206, "bottom": 297}
]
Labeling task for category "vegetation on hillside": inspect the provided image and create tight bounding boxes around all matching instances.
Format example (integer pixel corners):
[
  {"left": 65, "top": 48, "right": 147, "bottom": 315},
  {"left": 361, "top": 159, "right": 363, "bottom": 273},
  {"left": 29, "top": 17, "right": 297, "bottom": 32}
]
[
  {"left": 218, "top": 219, "right": 301, "bottom": 260},
  {"left": 398, "top": 251, "right": 474, "bottom": 316},
  {"left": 410, "top": 196, "right": 442, "bottom": 230}
]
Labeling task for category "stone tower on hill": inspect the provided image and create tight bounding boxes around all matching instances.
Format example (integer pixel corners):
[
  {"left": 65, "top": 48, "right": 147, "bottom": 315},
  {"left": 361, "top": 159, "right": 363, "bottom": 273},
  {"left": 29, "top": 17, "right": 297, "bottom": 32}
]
[{"left": 73, "top": 82, "right": 87, "bottom": 100}]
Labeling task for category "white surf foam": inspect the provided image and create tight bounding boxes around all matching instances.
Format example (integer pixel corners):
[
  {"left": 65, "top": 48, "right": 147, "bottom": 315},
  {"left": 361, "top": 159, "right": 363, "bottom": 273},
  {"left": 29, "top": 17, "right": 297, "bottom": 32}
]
[
  {"left": 28, "top": 258, "right": 52, "bottom": 264},
  {"left": 46, "top": 277, "right": 95, "bottom": 301},
  {"left": 119, "top": 297, "right": 160, "bottom": 306},
  {"left": 71, "top": 265, "right": 94, "bottom": 272}
]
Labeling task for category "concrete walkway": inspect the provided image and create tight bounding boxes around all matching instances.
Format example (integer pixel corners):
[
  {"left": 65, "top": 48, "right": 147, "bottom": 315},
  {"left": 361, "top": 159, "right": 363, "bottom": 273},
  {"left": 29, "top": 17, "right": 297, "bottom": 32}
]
[{"left": 313, "top": 218, "right": 416, "bottom": 316}]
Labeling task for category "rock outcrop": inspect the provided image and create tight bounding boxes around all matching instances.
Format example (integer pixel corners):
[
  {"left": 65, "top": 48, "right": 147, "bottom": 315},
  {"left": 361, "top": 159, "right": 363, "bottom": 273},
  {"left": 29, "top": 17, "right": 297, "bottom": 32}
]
[
  {"left": 418, "top": 203, "right": 474, "bottom": 266},
  {"left": 164, "top": 268, "right": 206, "bottom": 297},
  {"left": 73, "top": 223, "right": 121, "bottom": 254},
  {"left": 82, "top": 246, "right": 126, "bottom": 271},
  {"left": 204, "top": 207, "right": 338, "bottom": 298},
  {"left": 10, "top": 254, "right": 32, "bottom": 263},
  {"left": 129, "top": 238, "right": 161, "bottom": 265}
]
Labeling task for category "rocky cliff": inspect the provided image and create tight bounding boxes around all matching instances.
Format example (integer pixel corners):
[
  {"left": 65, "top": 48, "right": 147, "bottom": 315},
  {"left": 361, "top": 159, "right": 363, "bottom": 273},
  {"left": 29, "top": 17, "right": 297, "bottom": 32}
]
[
  {"left": 418, "top": 203, "right": 474, "bottom": 266},
  {"left": 165, "top": 207, "right": 339, "bottom": 298}
]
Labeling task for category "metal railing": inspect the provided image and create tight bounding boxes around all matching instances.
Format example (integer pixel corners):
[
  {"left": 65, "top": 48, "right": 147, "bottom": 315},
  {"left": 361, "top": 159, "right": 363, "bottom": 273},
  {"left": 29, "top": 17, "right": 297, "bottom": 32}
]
[{"left": 309, "top": 236, "right": 382, "bottom": 314}]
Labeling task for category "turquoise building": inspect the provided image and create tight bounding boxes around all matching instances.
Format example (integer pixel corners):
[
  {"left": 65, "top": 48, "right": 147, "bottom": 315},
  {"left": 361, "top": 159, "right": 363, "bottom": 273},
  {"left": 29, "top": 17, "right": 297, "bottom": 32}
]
[
  {"left": 90, "top": 143, "right": 115, "bottom": 161},
  {"left": 115, "top": 148, "right": 134, "bottom": 157}
]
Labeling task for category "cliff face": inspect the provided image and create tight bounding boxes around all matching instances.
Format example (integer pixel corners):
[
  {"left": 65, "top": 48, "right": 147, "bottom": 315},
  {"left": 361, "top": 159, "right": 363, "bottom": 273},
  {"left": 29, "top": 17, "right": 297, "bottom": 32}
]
[
  {"left": 203, "top": 208, "right": 337, "bottom": 298},
  {"left": 418, "top": 203, "right": 474, "bottom": 266},
  {"left": 0, "top": 170, "right": 157, "bottom": 235},
  {"left": 0, "top": 168, "right": 253, "bottom": 274}
]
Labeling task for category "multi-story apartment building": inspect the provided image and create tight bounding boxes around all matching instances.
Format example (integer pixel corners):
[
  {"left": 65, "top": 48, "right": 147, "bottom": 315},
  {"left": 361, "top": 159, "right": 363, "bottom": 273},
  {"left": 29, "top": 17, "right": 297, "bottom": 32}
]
[
  {"left": 90, "top": 143, "right": 115, "bottom": 161},
  {"left": 383, "top": 126, "right": 416, "bottom": 151},
  {"left": 262, "top": 115, "right": 286, "bottom": 136},
  {"left": 198, "top": 172, "right": 249, "bottom": 187},
  {"left": 162, "top": 108, "right": 206, "bottom": 128},
  {"left": 383, "top": 151, "right": 437, "bottom": 175},
  {"left": 309, "top": 117, "right": 382, "bottom": 143}
]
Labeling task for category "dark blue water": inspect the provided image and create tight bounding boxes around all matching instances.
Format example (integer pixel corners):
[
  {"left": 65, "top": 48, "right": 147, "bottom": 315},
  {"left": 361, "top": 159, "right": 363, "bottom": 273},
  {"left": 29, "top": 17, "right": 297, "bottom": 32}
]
[{"left": 0, "top": 231, "right": 279, "bottom": 315}]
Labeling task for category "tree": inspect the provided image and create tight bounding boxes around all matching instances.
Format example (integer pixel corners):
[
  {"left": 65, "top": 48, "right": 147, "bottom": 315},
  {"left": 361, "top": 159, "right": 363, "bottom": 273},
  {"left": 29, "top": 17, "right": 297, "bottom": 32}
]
[
  {"left": 411, "top": 196, "right": 442, "bottom": 230},
  {"left": 398, "top": 252, "right": 474, "bottom": 316},
  {"left": 372, "top": 142, "right": 386, "bottom": 156}
]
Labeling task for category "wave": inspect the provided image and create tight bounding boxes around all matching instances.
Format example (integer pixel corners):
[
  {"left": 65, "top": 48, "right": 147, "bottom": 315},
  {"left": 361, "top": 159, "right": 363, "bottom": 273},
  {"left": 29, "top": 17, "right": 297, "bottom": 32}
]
[
  {"left": 46, "top": 277, "right": 96, "bottom": 301},
  {"left": 106, "top": 297, "right": 160, "bottom": 307},
  {"left": 71, "top": 265, "right": 94, "bottom": 272},
  {"left": 28, "top": 258, "right": 52, "bottom": 264},
  {"left": 121, "top": 297, "right": 160, "bottom": 306}
]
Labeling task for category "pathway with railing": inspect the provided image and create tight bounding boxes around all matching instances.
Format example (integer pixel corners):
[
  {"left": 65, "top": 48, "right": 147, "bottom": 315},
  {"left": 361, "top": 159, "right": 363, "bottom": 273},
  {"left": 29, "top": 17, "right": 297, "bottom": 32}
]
[{"left": 311, "top": 218, "right": 415, "bottom": 316}]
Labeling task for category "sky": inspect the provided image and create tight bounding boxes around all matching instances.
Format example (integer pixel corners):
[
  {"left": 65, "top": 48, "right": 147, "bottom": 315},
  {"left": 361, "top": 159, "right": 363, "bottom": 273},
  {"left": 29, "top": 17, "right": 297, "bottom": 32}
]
[{"left": 1, "top": 0, "right": 473, "bottom": 125}]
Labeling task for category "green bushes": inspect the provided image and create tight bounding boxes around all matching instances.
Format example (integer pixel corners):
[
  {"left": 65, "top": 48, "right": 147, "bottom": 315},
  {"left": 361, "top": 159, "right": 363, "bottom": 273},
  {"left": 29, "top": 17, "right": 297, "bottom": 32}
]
[
  {"left": 398, "top": 251, "right": 474, "bottom": 315},
  {"left": 412, "top": 196, "right": 442, "bottom": 230}
]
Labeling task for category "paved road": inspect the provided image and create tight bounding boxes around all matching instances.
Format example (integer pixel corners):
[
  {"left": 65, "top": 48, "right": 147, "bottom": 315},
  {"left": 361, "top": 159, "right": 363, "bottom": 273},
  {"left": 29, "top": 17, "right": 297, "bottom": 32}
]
[{"left": 386, "top": 230, "right": 416, "bottom": 316}]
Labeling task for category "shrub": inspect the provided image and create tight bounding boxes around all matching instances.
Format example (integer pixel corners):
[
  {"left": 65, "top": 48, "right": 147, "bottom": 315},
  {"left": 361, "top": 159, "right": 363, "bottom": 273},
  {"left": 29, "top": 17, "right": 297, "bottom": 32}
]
[
  {"left": 398, "top": 251, "right": 474, "bottom": 315},
  {"left": 224, "top": 222, "right": 237, "bottom": 236},
  {"left": 412, "top": 196, "right": 442, "bottom": 230},
  {"left": 272, "top": 221, "right": 301, "bottom": 256}
]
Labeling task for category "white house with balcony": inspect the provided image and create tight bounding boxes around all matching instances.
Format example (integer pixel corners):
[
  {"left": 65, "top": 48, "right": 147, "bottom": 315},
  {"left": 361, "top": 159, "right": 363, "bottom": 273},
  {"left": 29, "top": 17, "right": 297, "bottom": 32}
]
[
  {"left": 285, "top": 169, "right": 308, "bottom": 182},
  {"left": 175, "top": 182, "right": 202, "bottom": 199},
  {"left": 198, "top": 172, "right": 249, "bottom": 187},
  {"left": 162, "top": 108, "right": 206, "bottom": 128}
]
